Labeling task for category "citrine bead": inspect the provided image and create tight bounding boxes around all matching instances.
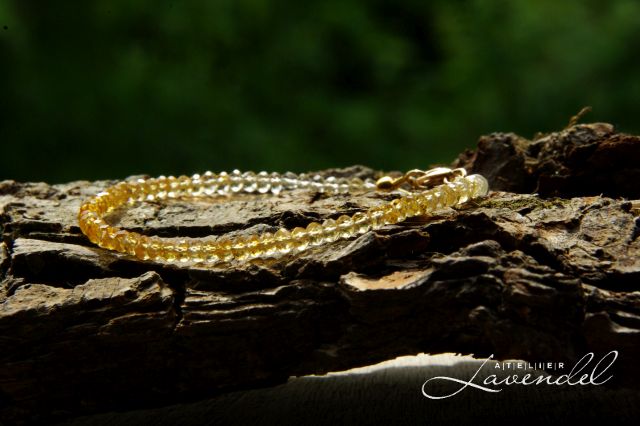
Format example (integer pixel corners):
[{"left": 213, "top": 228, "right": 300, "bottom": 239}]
[
  {"left": 403, "top": 196, "right": 421, "bottom": 217},
  {"left": 145, "top": 237, "right": 162, "bottom": 261},
  {"left": 135, "top": 235, "right": 150, "bottom": 260},
  {"left": 216, "top": 238, "right": 234, "bottom": 261},
  {"left": 202, "top": 241, "right": 221, "bottom": 263},
  {"left": 291, "top": 227, "right": 309, "bottom": 251},
  {"left": 188, "top": 244, "right": 204, "bottom": 262},
  {"left": 244, "top": 234, "right": 261, "bottom": 258},
  {"left": 274, "top": 228, "right": 293, "bottom": 254},
  {"left": 335, "top": 215, "right": 353, "bottom": 239},
  {"left": 122, "top": 231, "right": 141, "bottom": 256},
  {"left": 390, "top": 199, "right": 408, "bottom": 222},
  {"left": 351, "top": 212, "right": 371, "bottom": 234},
  {"left": 176, "top": 239, "right": 190, "bottom": 262},
  {"left": 321, "top": 218, "right": 339, "bottom": 243},
  {"left": 440, "top": 185, "right": 458, "bottom": 206},
  {"left": 306, "top": 222, "right": 323, "bottom": 246}
]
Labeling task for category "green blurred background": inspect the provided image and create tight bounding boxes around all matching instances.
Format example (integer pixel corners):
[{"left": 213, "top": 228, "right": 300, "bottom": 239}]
[{"left": 1, "top": 1, "right": 639, "bottom": 184}]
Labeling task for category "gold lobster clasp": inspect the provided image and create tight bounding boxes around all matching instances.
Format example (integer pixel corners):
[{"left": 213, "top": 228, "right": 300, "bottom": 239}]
[{"left": 376, "top": 167, "right": 467, "bottom": 192}]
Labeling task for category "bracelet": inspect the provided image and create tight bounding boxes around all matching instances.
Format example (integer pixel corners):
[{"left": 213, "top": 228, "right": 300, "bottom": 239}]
[{"left": 77, "top": 167, "right": 489, "bottom": 266}]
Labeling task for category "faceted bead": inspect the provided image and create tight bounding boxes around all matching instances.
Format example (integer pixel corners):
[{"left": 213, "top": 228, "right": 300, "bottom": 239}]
[
  {"left": 403, "top": 196, "right": 421, "bottom": 217},
  {"left": 452, "top": 179, "right": 471, "bottom": 203},
  {"left": 145, "top": 236, "right": 164, "bottom": 261},
  {"left": 440, "top": 184, "right": 459, "bottom": 206},
  {"left": 202, "top": 241, "right": 221, "bottom": 264},
  {"left": 201, "top": 171, "right": 214, "bottom": 183},
  {"left": 123, "top": 231, "right": 141, "bottom": 256},
  {"left": 274, "top": 228, "right": 293, "bottom": 254},
  {"left": 364, "top": 178, "right": 377, "bottom": 189},
  {"left": 348, "top": 177, "right": 364, "bottom": 193},
  {"left": 257, "top": 171, "right": 271, "bottom": 193},
  {"left": 216, "top": 239, "right": 234, "bottom": 261},
  {"left": 291, "top": 227, "right": 309, "bottom": 251},
  {"left": 242, "top": 171, "right": 257, "bottom": 193},
  {"left": 217, "top": 171, "right": 230, "bottom": 195},
  {"left": 244, "top": 234, "right": 261, "bottom": 258},
  {"left": 390, "top": 198, "right": 408, "bottom": 222},
  {"left": 147, "top": 179, "right": 159, "bottom": 195},
  {"left": 155, "top": 180, "right": 169, "bottom": 199},
  {"left": 311, "top": 175, "right": 325, "bottom": 193},
  {"left": 297, "top": 173, "right": 311, "bottom": 189},
  {"left": 202, "top": 173, "right": 219, "bottom": 196},
  {"left": 176, "top": 239, "right": 190, "bottom": 262},
  {"left": 94, "top": 195, "right": 109, "bottom": 214},
  {"left": 418, "top": 192, "right": 437, "bottom": 211},
  {"left": 321, "top": 218, "right": 339, "bottom": 243},
  {"left": 188, "top": 244, "right": 205, "bottom": 262},
  {"left": 432, "top": 189, "right": 445, "bottom": 209},
  {"left": 335, "top": 215, "right": 354, "bottom": 239},
  {"left": 177, "top": 175, "right": 192, "bottom": 190},
  {"left": 367, "top": 207, "right": 386, "bottom": 229},
  {"left": 163, "top": 243, "right": 178, "bottom": 262},
  {"left": 270, "top": 172, "right": 283, "bottom": 195},
  {"left": 468, "top": 174, "right": 489, "bottom": 197},
  {"left": 167, "top": 175, "right": 179, "bottom": 189},
  {"left": 324, "top": 176, "right": 339, "bottom": 193},
  {"left": 352, "top": 212, "right": 371, "bottom": 234},
  {"left": 282, "top": 172, "right": 298, "bottom": 190},
  {"left": 231, "top": 237, "right": 250, "bottom": 260},
  {"left": 230, "top": 169, "right": 244, "bottom": 193},
  {"left": 306, "top": 222, "right": 324, "bottom": 246},
  {"left": 337, "top": 178, "right": 350, "bottom": 194},
  {"left": 135, "top": 235, "right": 150, "bottom": 260},
  {"left": 259, "top": 232, "right": 277, "bottom": 256},
  {"left": 107, "top": 228, "right": 127, "bottom": 252}
]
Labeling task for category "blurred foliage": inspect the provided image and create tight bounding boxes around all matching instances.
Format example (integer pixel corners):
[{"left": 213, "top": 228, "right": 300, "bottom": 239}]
[{"left": 1, "top": 0, "right": 639, "bottom": 183}]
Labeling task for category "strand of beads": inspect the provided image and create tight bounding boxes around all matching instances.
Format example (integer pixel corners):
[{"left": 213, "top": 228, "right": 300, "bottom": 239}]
[
  {"left": 77, "top": 170, "right": 488, "bottom": 265},
  {"left": 121, "top": 170, "right": 378, "bottom": 205}
]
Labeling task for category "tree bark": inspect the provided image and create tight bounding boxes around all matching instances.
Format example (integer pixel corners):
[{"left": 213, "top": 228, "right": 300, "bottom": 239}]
[{"left": 1, "top": 122, "right": 639, "bottom": 424}]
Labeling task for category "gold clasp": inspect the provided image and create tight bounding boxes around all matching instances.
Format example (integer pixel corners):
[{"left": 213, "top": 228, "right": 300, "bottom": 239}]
[{"left": 376, "top": 167, "right": 467, "bottom": 192}]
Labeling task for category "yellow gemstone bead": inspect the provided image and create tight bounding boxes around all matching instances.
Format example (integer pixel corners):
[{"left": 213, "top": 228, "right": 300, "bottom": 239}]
[
  {"left": 351, "top": 212, "right": 371, "bottom": 234},
  {"left": 417, "top": 192, "right": 436, "bottom": 211},
  {"left": 274, "top": 228, "right": 293, "bottom": 254},
  {"left": 306, "top": 222, "right": 323, "bottom": 246},
  {"left": 367, "top": 207, "right": 386, "bottom": 229},
  {"left": 244, "top": 234, "right": 261, "bottom": 258},
  {"left": 176, "top": 239, "right": 190, "bottom": 262},
  {"left": 321, "top": 218, "right": 339, "bottom": 243},
  {"left": 390, "top": 198, "right": 408, "bottom": 222},
  {"left": 123, "top": 231, "right": 141, "bottom": 256},
  {"left": 335, "top": 215, "right": 353, "bottom": 239},
  {"left": 146, "top": 237, "right": 162, "bottom": 261},
  {"left": 202, "top": 241, "right": 221, "bottom": 264},
  {"left": 440, "top": 184, "right": 459, "bottom": 206},
  {"left": 259, "top": 232, "right": 276, "bottom": 256},
  {"left": 291, "top": 227, "right": 309, "bottom": 251},
  {"left": 135, "top": 235, "right": 150, "bottom": 260},
  {"left": 216, "top": 239, "right": 234, "bottom": 261}
]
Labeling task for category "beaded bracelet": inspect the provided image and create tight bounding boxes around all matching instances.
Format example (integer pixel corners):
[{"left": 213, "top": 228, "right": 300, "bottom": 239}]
[{"left": 77, "top": 167, "right": 489, "bottom": 266}]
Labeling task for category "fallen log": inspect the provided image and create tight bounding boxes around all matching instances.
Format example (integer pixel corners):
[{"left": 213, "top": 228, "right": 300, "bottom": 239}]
[{"left": 1, "top": 122, "right": 639, "bottom": 424}]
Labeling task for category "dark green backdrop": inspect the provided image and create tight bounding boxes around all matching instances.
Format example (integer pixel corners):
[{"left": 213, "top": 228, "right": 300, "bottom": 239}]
[{"left": 1, "top": 1, "right": 639, "bottom": 183}]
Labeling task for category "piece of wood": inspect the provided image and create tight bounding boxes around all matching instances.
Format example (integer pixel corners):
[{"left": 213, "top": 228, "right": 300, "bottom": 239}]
[{"left": 1, "top": 123, "right": 639, "bottom": 424}]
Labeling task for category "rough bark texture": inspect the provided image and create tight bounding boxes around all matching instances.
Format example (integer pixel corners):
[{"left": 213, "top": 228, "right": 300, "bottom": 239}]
[{"left": 1, "top": 122, "right": 639, "bottom": 424}]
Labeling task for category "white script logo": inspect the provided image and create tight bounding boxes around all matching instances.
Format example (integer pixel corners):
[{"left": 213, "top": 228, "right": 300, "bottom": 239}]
[{"left": 421, "top": 350, "right": 618, "bottom": 400}]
